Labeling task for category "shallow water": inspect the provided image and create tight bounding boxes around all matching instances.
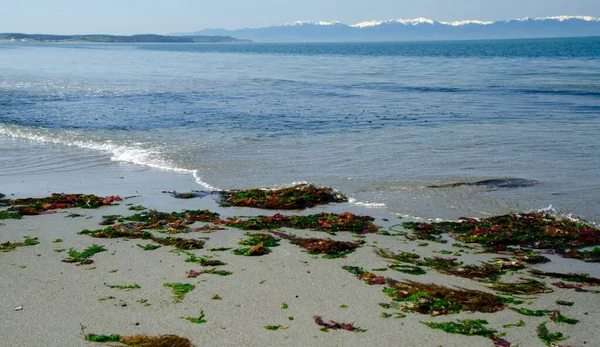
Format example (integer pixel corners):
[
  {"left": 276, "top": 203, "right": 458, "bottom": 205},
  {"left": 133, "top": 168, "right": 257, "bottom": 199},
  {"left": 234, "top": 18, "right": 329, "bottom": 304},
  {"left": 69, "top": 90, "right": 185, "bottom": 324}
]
[{"left": 1, "top": 38, "right": 599, "bottom": 221}]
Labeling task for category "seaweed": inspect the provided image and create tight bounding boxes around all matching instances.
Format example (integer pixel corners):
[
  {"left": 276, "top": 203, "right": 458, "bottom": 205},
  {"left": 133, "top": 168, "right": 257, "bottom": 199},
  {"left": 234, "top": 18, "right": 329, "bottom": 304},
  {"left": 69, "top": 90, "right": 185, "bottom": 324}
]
[
  {"left": 218, "top": 212, "right": 379, "bottom": 234},
  {"left": 314, "top": 316, "right": 365, "bottom": 332},
  {"left": 549, "top": 311, "right": 579, "bottom": 325},
  {"left": 291, "top": 237, "right": 361, "bottom": 258},
  {"left": 537, "top": 322, "right": 567, "bottom": 346},
  {"left": 384, "top": 279, "right": 506, "bottom": 315},
  {"left": 380, "top": 312, "right": 406, "bottom": 318},
  {"left": 402, "top": 212, "right": 600, "bottom": 253},
  {"left": 421, "top": 319, "right": 497, "bottom": 337},
  {"left": 80, "top": 226, "right": 205, "bottom": 250},
  {"left": 485, "top": 278, "right": 552, "bottom": 295},
  {"left": 181, "top": 250, "right": 226, "bottom": 266},
  {"left": 105, "top": 283, "right": 141, "bottom": 291},
  {"left": 530, "top": 270, "right": 600, "bottom": 286},
  {"left": 137, "top": 244, "right": 161, "bottom": 251},
  {"left": 199, "top": 268, "right": 232, "bottom": 276},
  {"left": 218, "top": 184, "right": 347, "bottom": 209},
  {"left": 63, "top": 244, "right": 106, "bottom": 264},
  {"left": 555, "top": 300, "right": 574, "bottom": 306},
  {"left": 265, "top": 325, "right": 288, "bottom": 330},
  {"left": 503, "top": 320, "right": 526, "bottom": 328},
  {"left": 509, "top": 307, "right": 549, "bottom": 317},
  {"left": 550, "top": 281, "right": 600, "bottom": 293},
  {"left": 118, "top": 209, "right": 219, "bottom": 233},
  {"left": 233, "top": 242, "right": 271, "bottom": 256},
  {"left": 388, "top": 264, "right": 427, "bottom": 275},
  {"left": 86, "top": 334, "right": 194, "bottom": 346},
  {"left": 375, "top": 249, "right": 521, "bottom": 281},
  {"left": 184, "top": 310, "right": 207, "bottom": 324},
  {"left": 0, "top": 236, "right": 39, "bottom": 252},
  {"left": 342, "top": 266, "right": 385, "bottom": 285},
  {"left": 0, "top": 210, "right": 22, "bottom": 219},
  {"left": 163, "top": 283, "right": 195, "bottom": 303},
  {"left": 9, "top": 193, "right": 121, "bottom": 214}
]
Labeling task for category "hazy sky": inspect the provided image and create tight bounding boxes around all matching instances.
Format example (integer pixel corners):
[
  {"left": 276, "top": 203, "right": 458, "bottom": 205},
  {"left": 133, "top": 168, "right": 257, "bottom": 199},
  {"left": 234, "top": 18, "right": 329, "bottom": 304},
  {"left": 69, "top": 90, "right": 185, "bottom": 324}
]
[{"left": 1, "top": 0, "right": 599, "bottom": 34}]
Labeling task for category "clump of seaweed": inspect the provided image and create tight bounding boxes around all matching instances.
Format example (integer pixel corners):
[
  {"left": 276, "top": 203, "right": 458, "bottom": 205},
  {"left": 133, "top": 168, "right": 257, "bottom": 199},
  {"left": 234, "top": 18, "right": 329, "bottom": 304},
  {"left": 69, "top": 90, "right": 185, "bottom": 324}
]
[
  {"left": 384, "top": 279, "right": 506, "bottom": 315},
  {"left": 402, "top": 212, "right": 600, "bottom": 256},
  {"left": 421, "top": 319, "right": 497, "bottom": 337},
  {"left": 218, "top": 184, "right": 347, "bottom": 209},
  {"left": 163, "top": 283, "right": 195, "bottom": 303},
  {"left": 485, "top": 278, "right": 552, "bottom": 295},
  {"left": 118, "top": 209, "right": 220, "bottom": 233},
  {"left": 233, "top": 232, "right": 280, "bottom": 256},
  {"left": 530, "top": 270, "right": 600, "bottom": 286},
  {"left": 388, "top": 264, "right": 427, "bottom": 275},
  {"left": 510, "top": 307, "right": 550, "bottom": 317},
  {"left": 79, "top": 226, "right": 204, "bottom": 250},
  {"left": 218, "top": 212, "right": 379, "bottom": 234},
  {"left": 181, "top": 250, "right": 226, "bottom": 266},
  {"left": 63, "top": 244, "right": 106, "bottom": 265},
  {"left": 342, "top": 266, "right": 385, "bottom": 285},
  {"left": 292, "top": 237, "right": 361, "bottom": 258},
  {"left": 184, "top": 310, "right": 207, "bottom": 324},
  {"left": 85, "top": 333, "right": 194, "bottom": 346},
  {"left": 314, "top": 316, "right": 365, "bottom": 332},
  {"left": 549, "top": 311, "right": 579, "bottom": 325},
  {"left": 376, "top": 249, "right": 522, "bottom": 281},
  {"left": 105, "top": 283, "right": 141, "bottom": 291},
  {"left": 137, "top": 243, "right": 161, "bottom": 251},
  {"left": 537, "top": 322, "right": 567, "bottom": 346},
  {"left": 9, "top": 193, "right": 121, "bottom": 216},
  {"left": 0, "top": 210, "right": 22, "bottom": 220},
  {"left": 0, "top": 236, "right": 39, "bottom": 252},
  {"left": 267, "top": 230, "right": 361, "bottom": 258}
]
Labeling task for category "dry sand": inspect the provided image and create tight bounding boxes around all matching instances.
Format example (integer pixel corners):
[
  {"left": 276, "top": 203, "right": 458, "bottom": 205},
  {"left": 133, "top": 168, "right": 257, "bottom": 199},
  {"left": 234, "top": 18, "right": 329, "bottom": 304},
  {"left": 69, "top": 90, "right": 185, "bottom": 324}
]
[{"left": 1, "top": 169, "right": 600, "bottom": 347}]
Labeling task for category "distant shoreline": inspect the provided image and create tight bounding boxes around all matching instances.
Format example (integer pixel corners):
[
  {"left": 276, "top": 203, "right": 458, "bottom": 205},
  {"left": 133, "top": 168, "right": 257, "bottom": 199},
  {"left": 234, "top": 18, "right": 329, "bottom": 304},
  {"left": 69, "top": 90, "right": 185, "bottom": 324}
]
[{"left": 0, "top": 33, "right": 252, "bottom": 44}]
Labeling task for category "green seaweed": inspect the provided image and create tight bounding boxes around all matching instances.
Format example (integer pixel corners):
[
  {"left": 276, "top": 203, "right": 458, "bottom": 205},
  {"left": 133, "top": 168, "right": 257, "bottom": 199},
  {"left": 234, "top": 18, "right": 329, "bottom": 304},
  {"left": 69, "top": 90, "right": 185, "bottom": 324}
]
[
  {"left": 503, "top": 320, "right": 526, "bottom": 328},
  {"left": 549, "top": 311, "right": 579, "bottom": 325},
  {"left": 164, "top": 282, "right": 195, "bottom": 302},
  {"left": 388, "top": 264, "right": 427, "bottom": 275},
  {"left": 264, "top": 325, "right": 287, "bottom": 330},
  {"left": 0, "top": 236, "right": 39, "bottom": 252},
  {"left": 0, "top": 210, "right": 23, "bottom": 219},
  {"left": 537, "top": 321, "right": 567, "bottom": 346},
  {"left": 184, "top": 310, "right": 207, "bottom": 324},
  {"left": 137, "top": 243, "right": 161, "bottom": 251},
  {"left": 66, "top": 244, "right": 106, "bottom": 261},
  {"left": 509, "top": 307, "right": 549, "bottom": 317},
  {"left": 555, "top": 300, "right": 574, "bottom": 306},
  {"left": 105, "top": 283, "right": 141, "bottom": 290},
  {"left": 421, "top": 319, "right": 497, "bottom": 337},
  {"left": 85, "top": 334, "right": 121, "bottom": 342},
  {"left": 486, "top": 278, "right": 552, "bottom": 295},
  {"left": 342, "top": 266, "right": 385, "bottom": 285}
]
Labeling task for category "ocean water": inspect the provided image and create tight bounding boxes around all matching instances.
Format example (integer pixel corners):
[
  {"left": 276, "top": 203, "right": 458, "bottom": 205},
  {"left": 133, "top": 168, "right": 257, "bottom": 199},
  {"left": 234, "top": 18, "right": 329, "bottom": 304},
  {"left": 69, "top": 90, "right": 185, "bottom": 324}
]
[{"left": 1, "top": 37, "right": 599, "bottom": 222}]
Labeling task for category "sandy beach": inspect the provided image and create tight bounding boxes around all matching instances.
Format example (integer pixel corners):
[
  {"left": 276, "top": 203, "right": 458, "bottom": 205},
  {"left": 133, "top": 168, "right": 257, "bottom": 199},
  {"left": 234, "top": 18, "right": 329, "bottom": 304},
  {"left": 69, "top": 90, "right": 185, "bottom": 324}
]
[{"left": 1, "top": 164, "right": 600, "bottom": 347}]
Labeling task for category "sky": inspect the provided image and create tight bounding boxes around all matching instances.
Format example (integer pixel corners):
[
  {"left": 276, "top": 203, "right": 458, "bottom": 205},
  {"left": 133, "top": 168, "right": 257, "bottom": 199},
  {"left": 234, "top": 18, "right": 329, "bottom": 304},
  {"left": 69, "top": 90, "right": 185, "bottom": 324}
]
[{"left": 0, "top": 0, "right": 599, "bottom": 35}]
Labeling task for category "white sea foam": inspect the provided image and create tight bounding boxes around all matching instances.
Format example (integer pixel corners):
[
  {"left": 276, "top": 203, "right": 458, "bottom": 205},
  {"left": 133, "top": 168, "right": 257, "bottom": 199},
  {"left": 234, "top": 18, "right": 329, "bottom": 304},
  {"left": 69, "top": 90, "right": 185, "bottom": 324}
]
[
  {"left": 0, "top": 124, "right": 217, "bottom": 190},
  {"left": 348, "top": 198, "right": 386, "bottom": 208}
]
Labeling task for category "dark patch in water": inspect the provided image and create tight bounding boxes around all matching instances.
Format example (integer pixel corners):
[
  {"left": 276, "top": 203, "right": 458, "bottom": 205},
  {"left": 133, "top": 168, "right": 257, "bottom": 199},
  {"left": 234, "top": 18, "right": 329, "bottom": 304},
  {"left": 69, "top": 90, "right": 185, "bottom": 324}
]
[{"left": 427, "top": 178, "right": 538, "bottom": 190}]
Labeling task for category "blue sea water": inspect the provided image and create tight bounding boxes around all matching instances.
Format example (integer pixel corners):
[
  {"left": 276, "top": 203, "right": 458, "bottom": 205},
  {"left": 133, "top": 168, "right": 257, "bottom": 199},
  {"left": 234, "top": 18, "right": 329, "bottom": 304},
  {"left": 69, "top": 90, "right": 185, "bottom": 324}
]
[{"left": 1, "top": 37, "right": 599, "bottom": 221}]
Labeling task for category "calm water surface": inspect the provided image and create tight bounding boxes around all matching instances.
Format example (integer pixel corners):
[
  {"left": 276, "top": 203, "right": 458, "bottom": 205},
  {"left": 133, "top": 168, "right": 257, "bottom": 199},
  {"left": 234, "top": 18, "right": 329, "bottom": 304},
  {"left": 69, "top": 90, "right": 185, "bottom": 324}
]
[{"left": 1, "top": 37, "right": 599, "bottom": 221}]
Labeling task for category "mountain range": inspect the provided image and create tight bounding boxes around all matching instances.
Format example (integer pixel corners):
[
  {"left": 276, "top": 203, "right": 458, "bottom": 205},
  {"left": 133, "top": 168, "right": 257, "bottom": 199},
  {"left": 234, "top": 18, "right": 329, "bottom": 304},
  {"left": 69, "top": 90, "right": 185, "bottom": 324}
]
[{"left": 174, "top": 16, "right": 600, "bottom": 42}]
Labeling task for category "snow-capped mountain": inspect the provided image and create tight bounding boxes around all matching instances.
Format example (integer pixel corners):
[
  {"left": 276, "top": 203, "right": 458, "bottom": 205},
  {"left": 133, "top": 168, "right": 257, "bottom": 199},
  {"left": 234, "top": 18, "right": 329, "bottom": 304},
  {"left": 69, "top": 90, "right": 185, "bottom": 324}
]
[{"left": 175, "top": 16, "right": 600, "bottom": 42}]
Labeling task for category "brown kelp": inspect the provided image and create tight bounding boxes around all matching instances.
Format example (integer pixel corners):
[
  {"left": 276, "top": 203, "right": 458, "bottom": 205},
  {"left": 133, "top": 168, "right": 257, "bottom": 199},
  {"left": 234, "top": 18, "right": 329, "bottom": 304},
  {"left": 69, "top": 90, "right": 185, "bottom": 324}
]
[
  {"left": 218, "top": 212, "right": 379, "bottom": 234},
  {"left": 218, "top": 184, "right": 347, "bottom": 209},
  {"left": 402, "top": 212, "right": 600, "bottom": 254},
  {"left": 383, "top": 279, "right": 506, "bottom": 315},
  {"left": 85, "top": 333, "right": 194, "bottom": 346},
  {"left": 314, "top": 316, "right": 365, "bottom": 332},
  {"left": 0, "top": 236, "right": 39, "bottom": 252},
  {"left": 79, "top": 225, "right": 205, "bottom": 250},
  {"left": 9, "top": 193, "right": 121, "bottom": 216}
]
